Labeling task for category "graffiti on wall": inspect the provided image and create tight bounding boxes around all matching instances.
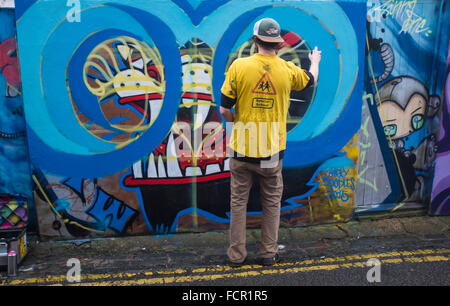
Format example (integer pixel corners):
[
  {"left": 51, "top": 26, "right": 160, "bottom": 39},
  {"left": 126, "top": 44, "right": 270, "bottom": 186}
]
[
  {"left": 368, "top": 0, "right": 433, "bottom": 37},
  {"left": 0, "top": 9, "right": 33, "bottom": 227},
  {"left": 0, "top": 37, "right": 20, "bottom": 98},
  {"left": 322, "top": 168, "right": 356, "bottom": 202},
  {"left": 431, "top": 39, "right": 450, "bottom": 215},
  {"left": 356, "top": 0, "right": 445, "bottom": 213},
  {"left": 14, "top": 0, "right": 366, "bottom": 237},
  {"left": 11, "top": 0, "right": 450, "bottom": 237}
]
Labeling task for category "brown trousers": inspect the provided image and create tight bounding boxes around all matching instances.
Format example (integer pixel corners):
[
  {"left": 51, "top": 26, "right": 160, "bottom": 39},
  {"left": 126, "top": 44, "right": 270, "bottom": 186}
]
[{"left": 227, "top": 158, "right": 283, "bottom": 263}]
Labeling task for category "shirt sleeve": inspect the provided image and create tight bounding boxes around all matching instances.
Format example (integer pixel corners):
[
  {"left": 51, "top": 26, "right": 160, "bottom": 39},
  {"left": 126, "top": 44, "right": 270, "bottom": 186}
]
[
  {"left": 289, "top": 61, "right": 313, "bottom": 91},
  {"left": 221, "top": 93, "right": 236, "bottom": 109},
  {"left": 221, "top": 61, "right": 237, "bottom": 100}
]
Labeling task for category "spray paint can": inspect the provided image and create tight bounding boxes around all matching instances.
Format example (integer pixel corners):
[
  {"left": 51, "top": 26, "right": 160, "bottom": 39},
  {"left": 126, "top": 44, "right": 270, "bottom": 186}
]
[{"left": 8, "top": 251, "right": 17, "bottom": 277}]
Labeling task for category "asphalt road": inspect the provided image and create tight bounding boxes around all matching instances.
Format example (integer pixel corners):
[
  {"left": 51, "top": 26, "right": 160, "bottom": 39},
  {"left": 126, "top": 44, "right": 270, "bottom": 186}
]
[
  {"left": 186, "top": 254, "right": 450, "bottom": 286},
  {"left": 1, "top": 234, "right": 449, "bottom": 287}
]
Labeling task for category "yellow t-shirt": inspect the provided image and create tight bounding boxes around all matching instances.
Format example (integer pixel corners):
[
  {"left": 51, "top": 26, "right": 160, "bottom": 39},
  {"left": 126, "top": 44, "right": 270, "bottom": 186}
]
[{"left": 221, "top": 53, "right": 312, "bottom": 158}]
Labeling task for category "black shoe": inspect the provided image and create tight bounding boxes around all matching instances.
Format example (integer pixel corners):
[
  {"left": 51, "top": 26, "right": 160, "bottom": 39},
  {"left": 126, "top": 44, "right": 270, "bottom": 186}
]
[{"left": 259, "top": 254, "right": 280, "bottom": 266}]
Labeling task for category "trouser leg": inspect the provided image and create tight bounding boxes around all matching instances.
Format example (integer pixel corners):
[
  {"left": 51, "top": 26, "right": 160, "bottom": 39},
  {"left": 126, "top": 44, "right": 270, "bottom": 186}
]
[
  {"left": 227, "top": 158, "right": 253, "bottom": 263},
  {"left": 256, "top": 160, "right": 283, "bottom": 258}
]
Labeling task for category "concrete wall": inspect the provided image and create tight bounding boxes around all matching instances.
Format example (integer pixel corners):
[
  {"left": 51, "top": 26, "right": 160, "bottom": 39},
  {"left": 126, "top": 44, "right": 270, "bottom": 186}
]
[{"left": 7, "top": 0, "right": 449, "bottom": 239}]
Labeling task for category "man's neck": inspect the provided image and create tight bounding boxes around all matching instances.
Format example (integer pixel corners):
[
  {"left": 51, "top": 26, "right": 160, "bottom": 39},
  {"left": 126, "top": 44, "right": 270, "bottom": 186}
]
[{"left": 257, "top": 48, "right": 277, "bottom": 56}]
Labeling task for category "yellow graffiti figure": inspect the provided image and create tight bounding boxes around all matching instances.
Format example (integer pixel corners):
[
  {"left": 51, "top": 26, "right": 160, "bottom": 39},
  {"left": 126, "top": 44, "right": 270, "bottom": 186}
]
[{"left": 78, "top": 36, "right": 165, "bottom": 145}]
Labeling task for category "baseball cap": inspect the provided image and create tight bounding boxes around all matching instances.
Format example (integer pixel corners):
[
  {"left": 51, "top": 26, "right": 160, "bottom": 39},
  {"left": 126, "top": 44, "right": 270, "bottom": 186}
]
[{"left": 253, "top": 18, "right": 284, "bottom": 43}]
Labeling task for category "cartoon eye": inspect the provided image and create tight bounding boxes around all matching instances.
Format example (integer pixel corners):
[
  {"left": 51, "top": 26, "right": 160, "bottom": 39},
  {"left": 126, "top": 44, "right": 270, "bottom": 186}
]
[
  {"left": 384, "top": 124, "right": 397, "bottom": 137},
  {"left": 411, "top": 114, "right": 424, "bottom": 130}
]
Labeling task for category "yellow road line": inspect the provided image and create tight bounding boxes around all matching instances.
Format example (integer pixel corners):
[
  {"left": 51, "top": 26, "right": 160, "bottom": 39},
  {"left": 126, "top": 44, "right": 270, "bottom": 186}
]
[
  {"left": 4, "top": 248, "right": 450, "bottom": 286},
  {"left": 6, "top": 270, "right": 153, "bottom": 285},
  {"left": 68, "top": 255, "right": 449, "bottom": 286}
]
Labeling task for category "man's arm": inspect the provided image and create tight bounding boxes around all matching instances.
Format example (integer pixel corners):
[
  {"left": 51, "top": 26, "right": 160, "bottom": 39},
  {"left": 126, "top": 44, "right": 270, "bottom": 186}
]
[
  {"left": 220, "top": 93, "right": 236, "bottom": 122},
  {"left": 308, "top": 46, "right": 322, "bottom": 85},
  {"left": 220, "top": 106, "right": 234, "bottom": 122}
]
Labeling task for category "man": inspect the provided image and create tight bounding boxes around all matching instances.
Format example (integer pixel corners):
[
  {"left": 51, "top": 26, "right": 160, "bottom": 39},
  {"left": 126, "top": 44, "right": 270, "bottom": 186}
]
[{"left": 220, "top": 17, "right": 321, "bottom": 266}]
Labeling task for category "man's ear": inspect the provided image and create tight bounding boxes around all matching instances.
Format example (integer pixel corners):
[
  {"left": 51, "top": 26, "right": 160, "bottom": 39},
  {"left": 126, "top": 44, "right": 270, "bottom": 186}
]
[
  {"left": 251, "top": 36, "right": 257, "bottom": 45},
  {"left": 427, "top": 95, "right": 440, "bottom": 117}
]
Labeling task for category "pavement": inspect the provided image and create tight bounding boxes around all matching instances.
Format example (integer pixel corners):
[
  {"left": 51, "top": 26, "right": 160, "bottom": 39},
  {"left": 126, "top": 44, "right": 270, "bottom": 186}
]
[{"left": 1, "top": 213, "right": 449, "bottom": 286}]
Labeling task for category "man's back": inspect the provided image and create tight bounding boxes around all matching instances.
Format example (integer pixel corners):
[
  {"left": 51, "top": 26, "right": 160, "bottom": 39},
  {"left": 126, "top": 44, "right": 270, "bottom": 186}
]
[{"left": 222, "top": 53, "right": 312, "bottom": 158}]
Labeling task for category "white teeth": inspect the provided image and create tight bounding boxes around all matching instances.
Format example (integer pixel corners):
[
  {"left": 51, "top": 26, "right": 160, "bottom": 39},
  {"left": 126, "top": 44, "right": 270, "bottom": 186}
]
[
  {"left": 185, "top": 166, "right": 202, "bottom": 177},
  {"left": 157, "top": 155, "right": 167, "bottom": 178},
  {"left": 132, "top": 58, "right": 144, "bottom": 70},
  {"left": 224, "top": 158, "right": 230, "bottom": 171},
  {"left": 147, "top": 153, "right": 157, "bottom": 178},
  {"left": 195, "top": 104, "right": 210, "bottom": 127},
  {"left": 166, "top": 157, "right": 182, "bottom": 177},
  {"left": 167, "top": 132, "right": 177, "bottom": 155},
  {"left": 115, "top": 89, "right": 141, "bottom": 98},
  {"left": 132, "top": 161, "right": 143, "bottom": 178},
  {"left": 149, "top": 100, "right": 162, "bottom": 124},
  {"left": 194, "top": 112, "right": 203, "bottom": 128},
  {"left": 205, "top": 163, "right": 221, "bottom": 175},
  {"left": 137, "top": 138, "right": 230, "bottom": 180},
  {"left": 166, "top": 134, "right": 183, "bottom": 177}
]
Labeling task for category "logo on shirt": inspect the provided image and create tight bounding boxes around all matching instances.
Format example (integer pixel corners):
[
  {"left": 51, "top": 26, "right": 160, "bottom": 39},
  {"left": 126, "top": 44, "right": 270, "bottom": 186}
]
[
  {"left": 252, "top": 98, "right": 274, "bottom": 109},
  {"left": 252, "top": 72, "right": 277, "bottom": 95}
]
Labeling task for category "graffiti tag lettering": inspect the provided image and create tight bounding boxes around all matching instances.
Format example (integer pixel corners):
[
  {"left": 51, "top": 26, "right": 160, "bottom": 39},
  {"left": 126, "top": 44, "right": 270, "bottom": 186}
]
[
  {"left": 372, "top": 0, "right": 432, "bottom": 37},
  {"left": 322, "top": 168, "right": 356, "bottom": 202},
  {"left": 357, "top": 99, "right": 378, "bottom": 192}
]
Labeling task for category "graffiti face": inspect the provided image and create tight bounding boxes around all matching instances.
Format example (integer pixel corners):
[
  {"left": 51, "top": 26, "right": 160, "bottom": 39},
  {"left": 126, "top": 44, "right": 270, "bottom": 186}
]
[
  {"left": 125, "top": 39, "right": 228, "bottom": 184},
  {"left": 81, "top": 36, "right": 164, "bottom": 143},
  {"left": 377, "top": 76, "right": 431, "bottom": 141},
  {"left": 123, "top": 39, "right": 231, "bottom": 232},
  {"left": 380, "top": 93, "right": 426, "bottom": 139},
  {"left": 366, "top": 30, "right": 442, "bottom": 204},
  {"left": 181, "top": 54, "right": 213, "bottom": 127}
]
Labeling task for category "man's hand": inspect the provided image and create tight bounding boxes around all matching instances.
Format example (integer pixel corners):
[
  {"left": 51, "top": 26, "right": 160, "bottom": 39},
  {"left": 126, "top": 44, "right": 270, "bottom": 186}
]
[
  {"left": 308, "top": 46, "right": 322, "bottom": 64},
  {"left": 220, "top": 106, "right": 234, "bottom": 123},
  {"left": 308, "top": 46, "right": 321, "bottom": 85}
]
